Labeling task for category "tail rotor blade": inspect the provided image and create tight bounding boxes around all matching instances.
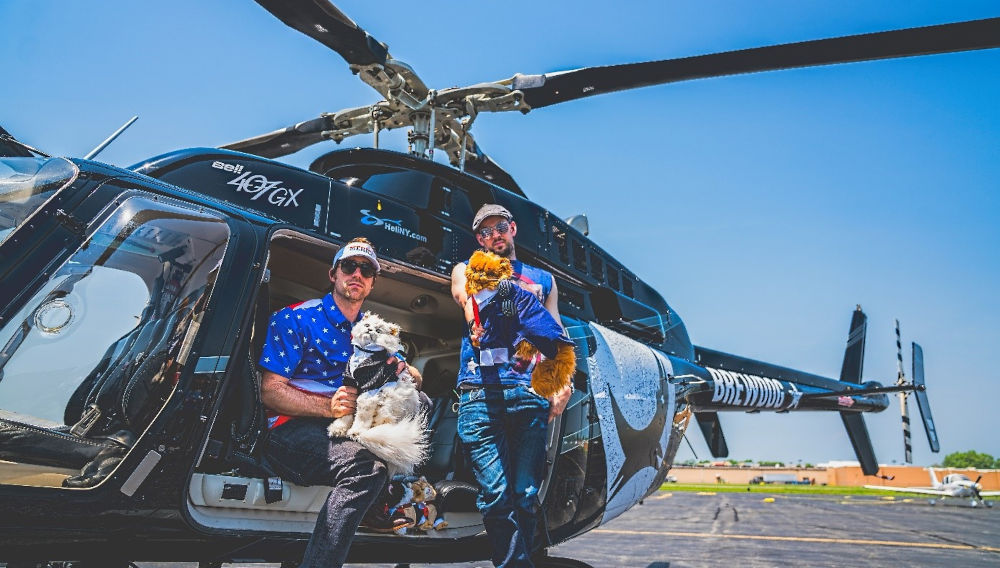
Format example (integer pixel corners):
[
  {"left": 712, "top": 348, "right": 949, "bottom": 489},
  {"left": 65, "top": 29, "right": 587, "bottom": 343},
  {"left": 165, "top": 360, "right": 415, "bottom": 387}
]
[
  {"left": 912, "top": 343, "right": 940, "bottom": 452},
  {"left": 896, "top": 320, "right": 913, "bottom": 464}
]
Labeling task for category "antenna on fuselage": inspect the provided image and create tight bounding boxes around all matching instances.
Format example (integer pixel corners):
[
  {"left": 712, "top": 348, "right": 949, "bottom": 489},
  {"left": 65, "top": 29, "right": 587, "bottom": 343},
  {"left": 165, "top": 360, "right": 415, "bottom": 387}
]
[
  {"left": 683, "top": 433, "right": 699, "bottom": 460},
  {"left": 84, "top": 115, "right": 138, "bottom": 160}
]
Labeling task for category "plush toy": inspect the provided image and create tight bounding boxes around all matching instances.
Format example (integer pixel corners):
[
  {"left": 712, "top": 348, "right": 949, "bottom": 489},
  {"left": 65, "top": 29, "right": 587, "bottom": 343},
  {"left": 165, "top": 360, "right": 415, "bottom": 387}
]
[
  {"left": 327, "top": 312, "right": 428, "bottom": 476},
  {"left": 464, "top": 250, "right": 576, "bottom": 398},
  {"left": 390, "top": 476, "right": 447, "bottom": 533},
  {"left": 410, "top": 476, "right": 448, "bottom": 531},
  {"left": 387, "top": 476, "right": 447, "bottom": 534}
]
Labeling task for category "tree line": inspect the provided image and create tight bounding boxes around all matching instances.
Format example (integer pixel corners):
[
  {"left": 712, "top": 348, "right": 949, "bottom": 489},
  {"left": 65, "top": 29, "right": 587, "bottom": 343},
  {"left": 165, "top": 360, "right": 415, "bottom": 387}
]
[{"left": 940, "top": 450, "right": 999, "bottom": 469}]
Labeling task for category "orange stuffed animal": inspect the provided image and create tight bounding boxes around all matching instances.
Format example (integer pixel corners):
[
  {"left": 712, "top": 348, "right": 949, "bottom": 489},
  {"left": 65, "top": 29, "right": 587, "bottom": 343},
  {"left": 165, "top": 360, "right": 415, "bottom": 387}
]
[{"left": 463, "top": 250, "right": 575, "bottom": 398}]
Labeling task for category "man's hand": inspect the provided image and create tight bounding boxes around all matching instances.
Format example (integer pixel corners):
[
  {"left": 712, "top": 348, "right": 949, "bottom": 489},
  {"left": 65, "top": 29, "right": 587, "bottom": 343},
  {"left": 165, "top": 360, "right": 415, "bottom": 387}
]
[
  {"left": 464, "top": 298, "right": 485, "bottom": 345},
  {"left": 330, "top": 385, "right": 359, "bottom": 418},
  {"left": 547, "top": 383, "right": 573, "bottom": 423},
  {"left": 387, "top": 355, "right": 423, "bottom": 390}
]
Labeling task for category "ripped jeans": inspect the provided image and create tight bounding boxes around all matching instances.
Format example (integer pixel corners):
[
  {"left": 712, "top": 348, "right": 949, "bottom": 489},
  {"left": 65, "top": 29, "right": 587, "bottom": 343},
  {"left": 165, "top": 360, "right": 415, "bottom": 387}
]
[{"left": 457, "top": 384, "right": 550, "bottom": 568}]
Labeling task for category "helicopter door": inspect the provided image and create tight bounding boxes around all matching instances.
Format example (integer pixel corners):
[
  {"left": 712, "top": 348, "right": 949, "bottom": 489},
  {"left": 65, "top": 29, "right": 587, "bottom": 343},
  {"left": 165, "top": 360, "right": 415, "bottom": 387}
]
[{"left": 0, "top": 195, "right": 230, "bottom": 490}]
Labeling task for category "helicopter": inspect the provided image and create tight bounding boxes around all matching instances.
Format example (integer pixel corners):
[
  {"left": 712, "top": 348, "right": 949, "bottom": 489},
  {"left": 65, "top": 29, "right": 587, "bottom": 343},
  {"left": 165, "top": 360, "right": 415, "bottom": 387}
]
[{"left": 1, "top": 1, "right": 997, "bottom": 566}]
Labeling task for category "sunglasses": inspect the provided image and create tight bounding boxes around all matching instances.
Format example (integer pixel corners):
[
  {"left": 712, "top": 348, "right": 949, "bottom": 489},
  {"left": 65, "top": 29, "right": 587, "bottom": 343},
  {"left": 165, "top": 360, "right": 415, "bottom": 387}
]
[
  {"left": 477, "top": 220, "right": 511, "bottom": 239},
  {"left": 338, "top": 258, "right": 377, "bottom": 278}
]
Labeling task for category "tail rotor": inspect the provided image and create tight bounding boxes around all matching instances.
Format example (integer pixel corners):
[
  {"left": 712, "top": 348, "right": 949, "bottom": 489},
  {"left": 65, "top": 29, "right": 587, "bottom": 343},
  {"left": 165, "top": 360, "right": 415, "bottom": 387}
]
[
  {"left": 895, "top": 320, "right": 913, "bottom": 464},
  {"left": 893, "top": 320, "right": 940, "bottom": 459}
]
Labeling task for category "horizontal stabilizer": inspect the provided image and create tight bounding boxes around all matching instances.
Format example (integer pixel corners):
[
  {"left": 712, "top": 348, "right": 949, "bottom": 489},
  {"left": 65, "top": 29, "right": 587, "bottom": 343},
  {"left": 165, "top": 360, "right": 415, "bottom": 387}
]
[
  {"left": 840, "top": 412, "right": 878, "bottom": 475},
  {"left": 695, "top": 412, "right": 728, "bottom": 458},
  {"left": 911, "top": 343, "right": 940, "bottom": 452}
]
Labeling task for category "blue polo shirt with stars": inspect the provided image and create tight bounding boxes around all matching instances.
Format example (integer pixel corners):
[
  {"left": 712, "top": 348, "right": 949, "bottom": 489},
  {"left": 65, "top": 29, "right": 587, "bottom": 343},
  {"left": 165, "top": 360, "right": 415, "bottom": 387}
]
[{"left": 258, "top": 293, "right": 360, "bottom": 428}]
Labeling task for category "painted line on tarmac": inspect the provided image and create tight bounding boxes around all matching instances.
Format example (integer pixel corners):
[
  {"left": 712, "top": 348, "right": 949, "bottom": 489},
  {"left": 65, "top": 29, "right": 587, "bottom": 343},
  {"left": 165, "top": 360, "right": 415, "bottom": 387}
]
[{"left": 592, "top": 529, "right": 1000, "bottom": 554}]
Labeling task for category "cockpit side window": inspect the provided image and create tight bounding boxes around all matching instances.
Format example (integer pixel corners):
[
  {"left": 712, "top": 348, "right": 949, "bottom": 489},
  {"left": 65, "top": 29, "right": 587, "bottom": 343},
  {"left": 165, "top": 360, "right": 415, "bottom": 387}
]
[
  {"left": 333, "top": 165, "right": 431, "bottom": 209},
  {"left": 0, "top": 195, "right": 230, "bottom": 488}
]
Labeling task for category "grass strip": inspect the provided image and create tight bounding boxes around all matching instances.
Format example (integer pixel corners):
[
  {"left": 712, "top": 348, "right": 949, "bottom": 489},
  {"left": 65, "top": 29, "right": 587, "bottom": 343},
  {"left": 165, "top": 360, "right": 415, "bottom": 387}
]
[{"left": 659, "top": 482, "right": 912, "bottom": 496}]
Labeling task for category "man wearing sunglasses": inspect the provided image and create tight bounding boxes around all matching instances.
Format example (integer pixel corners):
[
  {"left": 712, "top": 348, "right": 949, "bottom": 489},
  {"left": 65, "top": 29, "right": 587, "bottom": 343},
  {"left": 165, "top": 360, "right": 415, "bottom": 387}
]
[
  {"left": 450, "top": 204, "right": 573, "bottom": 567},
  {"left": 257, "top": 237, "right": 421, "bottom": 568}
]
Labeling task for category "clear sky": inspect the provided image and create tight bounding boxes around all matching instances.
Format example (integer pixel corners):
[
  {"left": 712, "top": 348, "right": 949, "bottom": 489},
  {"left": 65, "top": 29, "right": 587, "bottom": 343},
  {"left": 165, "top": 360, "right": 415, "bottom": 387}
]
[{"left": 3, "top": 1, "right": 998, "bottom": 467}]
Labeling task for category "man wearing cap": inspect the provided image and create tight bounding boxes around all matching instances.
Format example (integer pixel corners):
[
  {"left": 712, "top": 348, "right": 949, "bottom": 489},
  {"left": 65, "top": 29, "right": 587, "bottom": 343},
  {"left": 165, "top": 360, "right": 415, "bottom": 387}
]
[
  {"left": 258, "top": 237, "right": 420, "bottom": 568},
  {"left": 450, "top": 205, "right": 573, "bottom": 567}
]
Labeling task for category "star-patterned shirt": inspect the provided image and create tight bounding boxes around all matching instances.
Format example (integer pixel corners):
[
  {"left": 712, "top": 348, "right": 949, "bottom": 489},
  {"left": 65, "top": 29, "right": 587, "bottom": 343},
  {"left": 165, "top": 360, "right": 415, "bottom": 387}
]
[{"left": 258, "top": 292, "right": 359, "bottom": 428}]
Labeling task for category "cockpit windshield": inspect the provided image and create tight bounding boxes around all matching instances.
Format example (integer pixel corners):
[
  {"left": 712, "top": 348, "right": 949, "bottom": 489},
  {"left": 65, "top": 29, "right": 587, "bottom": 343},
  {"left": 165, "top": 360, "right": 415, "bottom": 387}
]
[{"left": 0, "top": 157, "right": 79, "bottom": 245}]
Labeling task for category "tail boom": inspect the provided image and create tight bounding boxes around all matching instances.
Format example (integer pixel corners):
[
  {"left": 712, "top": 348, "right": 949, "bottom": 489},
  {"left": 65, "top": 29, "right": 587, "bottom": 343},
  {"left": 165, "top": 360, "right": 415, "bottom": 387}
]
[{"left": 679, "top": 306, "right": 889, "bottom": 476}]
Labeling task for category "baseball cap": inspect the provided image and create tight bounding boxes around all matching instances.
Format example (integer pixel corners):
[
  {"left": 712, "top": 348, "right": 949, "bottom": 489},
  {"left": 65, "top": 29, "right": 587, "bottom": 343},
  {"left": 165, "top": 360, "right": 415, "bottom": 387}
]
[
  {"left": 472, "top": 203, "right": 513, "bottom": 231},
  {"left": 333, "top": 240, "right": 381, "bottom": 272}
]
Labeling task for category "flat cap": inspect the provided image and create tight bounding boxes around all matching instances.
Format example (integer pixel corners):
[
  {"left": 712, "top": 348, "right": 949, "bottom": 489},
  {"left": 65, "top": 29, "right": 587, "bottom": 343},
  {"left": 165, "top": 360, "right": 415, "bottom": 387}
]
[{"left": 472, "top": 203, "right": 513, "bottom": 231}]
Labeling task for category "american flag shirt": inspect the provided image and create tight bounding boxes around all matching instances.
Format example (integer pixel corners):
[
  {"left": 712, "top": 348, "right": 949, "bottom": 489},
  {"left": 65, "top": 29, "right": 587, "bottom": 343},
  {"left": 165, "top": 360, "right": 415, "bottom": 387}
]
[{"left": 258, "top": 293, "right": 359, "bottom": 428}]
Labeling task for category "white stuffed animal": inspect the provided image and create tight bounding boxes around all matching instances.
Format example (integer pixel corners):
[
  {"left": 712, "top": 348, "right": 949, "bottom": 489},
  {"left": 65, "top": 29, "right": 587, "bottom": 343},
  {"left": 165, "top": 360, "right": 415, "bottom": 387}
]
[{"left": 327, "top": 312, "right": 429, "bottom": 476}]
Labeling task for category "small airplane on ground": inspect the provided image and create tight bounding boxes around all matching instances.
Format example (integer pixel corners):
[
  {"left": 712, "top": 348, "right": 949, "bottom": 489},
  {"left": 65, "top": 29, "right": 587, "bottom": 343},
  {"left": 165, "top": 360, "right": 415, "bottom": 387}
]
[{"left": 865, "top": 468, "right": 999, "bottom": 507}]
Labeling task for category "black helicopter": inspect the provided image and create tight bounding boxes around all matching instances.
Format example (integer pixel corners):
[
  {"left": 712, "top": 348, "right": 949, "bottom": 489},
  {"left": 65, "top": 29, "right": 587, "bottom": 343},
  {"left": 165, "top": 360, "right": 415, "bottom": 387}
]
[{"left": 2, "top": 1, "right": 995, "bottom": 565}]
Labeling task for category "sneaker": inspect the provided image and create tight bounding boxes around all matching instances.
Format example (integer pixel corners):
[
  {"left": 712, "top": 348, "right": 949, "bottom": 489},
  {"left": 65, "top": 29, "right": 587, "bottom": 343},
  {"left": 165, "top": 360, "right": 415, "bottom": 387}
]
[{"left": 360, "top": 504, "right": 413, "bottom": 533}]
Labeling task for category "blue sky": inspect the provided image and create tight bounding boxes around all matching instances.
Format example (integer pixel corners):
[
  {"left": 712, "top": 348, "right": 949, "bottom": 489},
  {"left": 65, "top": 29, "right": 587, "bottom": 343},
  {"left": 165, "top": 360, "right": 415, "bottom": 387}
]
[{"left": 3, "top": 1, "right": 998, "bottom": 466}]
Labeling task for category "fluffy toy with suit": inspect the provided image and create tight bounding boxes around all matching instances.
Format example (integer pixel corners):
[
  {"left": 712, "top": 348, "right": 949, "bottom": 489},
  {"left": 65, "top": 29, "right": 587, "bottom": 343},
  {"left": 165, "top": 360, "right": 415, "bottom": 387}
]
[
  {"left": 327, "top": 312, "right": 429, "bottom": 476},
  {"left": 463, "top": 249, "right": 576, "bottom": 397}
]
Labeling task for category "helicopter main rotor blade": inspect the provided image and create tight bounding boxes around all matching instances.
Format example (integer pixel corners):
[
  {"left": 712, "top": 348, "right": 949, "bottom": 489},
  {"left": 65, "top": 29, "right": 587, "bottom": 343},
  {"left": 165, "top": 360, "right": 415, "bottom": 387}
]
[
  {"left": 254, "top": 0, "right": 388, "bottom": 66},
  {"left": 221, "top": 116, "right": 333, "bottom": 158},
  {"left": 513, "top": 17, "right": 1000, "bottom": 110}
]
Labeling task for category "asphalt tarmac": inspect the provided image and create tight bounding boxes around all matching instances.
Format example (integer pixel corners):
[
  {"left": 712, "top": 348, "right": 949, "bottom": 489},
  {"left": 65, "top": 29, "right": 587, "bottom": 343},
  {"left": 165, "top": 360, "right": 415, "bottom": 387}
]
[
  {"left": 346, "top": 489, "right": 1000, "bottom": 567},
  {"left": 127, "top": 489, "right": 1000, "bottom": 568}
]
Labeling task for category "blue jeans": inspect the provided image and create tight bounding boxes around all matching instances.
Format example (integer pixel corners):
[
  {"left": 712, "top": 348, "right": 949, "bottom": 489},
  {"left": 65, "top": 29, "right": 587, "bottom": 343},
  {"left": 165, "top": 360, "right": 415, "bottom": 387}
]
[
  {"left": 263, "top": 418, "right": 387, "bottom": 568},
  {"left": 457, "top": 385, "right": 550, "bottom": 568}
]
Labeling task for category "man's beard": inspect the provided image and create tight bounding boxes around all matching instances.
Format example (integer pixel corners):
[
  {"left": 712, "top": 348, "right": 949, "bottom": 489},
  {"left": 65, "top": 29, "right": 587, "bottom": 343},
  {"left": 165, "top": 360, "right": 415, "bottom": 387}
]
[
  {"left": 335, "top": 280, "right": 367, "bottom": 302},
  {"left": 490, "top": 240, "right": 513, "bottom": 258}
]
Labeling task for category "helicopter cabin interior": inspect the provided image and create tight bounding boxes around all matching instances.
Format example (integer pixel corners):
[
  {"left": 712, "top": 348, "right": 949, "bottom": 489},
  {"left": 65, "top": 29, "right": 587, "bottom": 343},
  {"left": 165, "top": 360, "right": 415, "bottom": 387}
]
[{"left": 188, "top": 230, "right": 506, "bottom": 537}]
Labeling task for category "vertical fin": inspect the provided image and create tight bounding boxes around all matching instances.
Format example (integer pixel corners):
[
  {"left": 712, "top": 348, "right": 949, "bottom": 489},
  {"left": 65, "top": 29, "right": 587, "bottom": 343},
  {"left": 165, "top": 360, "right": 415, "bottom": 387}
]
[
  {"left": 839, "top": 305, "right": 867, "bottom": 383},
  {"left": 838, "top": 306, "right": 878, "bottom": 475},
  {"left": 928, "top": 467, "right": 941, "bottom": 488},
  {"left": 841, "top": 413, "right": 879, "bottom": 475}
]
